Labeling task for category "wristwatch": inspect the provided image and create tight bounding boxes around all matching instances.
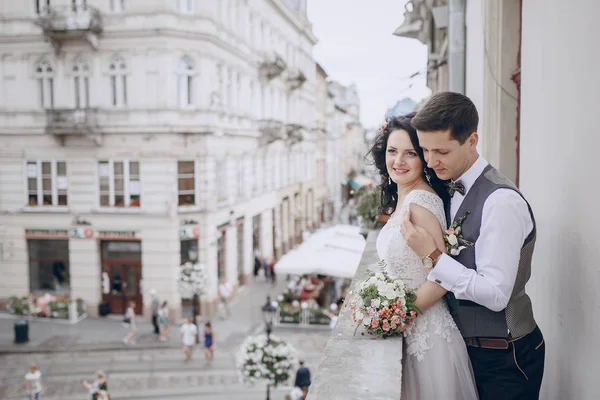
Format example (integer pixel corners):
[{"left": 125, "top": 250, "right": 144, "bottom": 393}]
[{"left": 422, "top": 248, "right": 442, "bottom": 269}]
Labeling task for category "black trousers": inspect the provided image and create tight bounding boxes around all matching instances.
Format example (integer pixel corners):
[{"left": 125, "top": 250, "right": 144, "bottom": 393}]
[
  {"left": 467, "top": 326, "right": 545, "bottom": 400},
  {"left": 152, "top": 314, "right": 159, "bottom": 334}
]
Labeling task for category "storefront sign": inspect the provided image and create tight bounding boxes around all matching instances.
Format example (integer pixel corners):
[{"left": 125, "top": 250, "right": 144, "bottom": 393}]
[
  {"left": 97, "top": 230, "right": 139, "bottom": 239},
  {"left": 180, "top": 226, "right": 200, "bottom": 239},
  {"left": 25, "top": 229, "right": 69, "bottom": 239},
  {"left": 70, "top": 227, "right": 94, "bottom": 239}
]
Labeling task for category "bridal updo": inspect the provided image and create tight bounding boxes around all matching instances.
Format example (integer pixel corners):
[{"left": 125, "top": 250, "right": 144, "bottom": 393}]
[{"left": 366, "top": 112, "right": 449, "bottom": 215}]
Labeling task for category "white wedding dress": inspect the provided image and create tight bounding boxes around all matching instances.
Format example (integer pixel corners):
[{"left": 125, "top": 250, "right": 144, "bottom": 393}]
[{"left": 376, "top": 189, "right": 478, "bottom": 400}]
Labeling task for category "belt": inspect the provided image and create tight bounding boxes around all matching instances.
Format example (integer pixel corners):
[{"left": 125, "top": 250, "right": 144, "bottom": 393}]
[{"left": 464, "top": 335, "right": 522, "bottom": 350}]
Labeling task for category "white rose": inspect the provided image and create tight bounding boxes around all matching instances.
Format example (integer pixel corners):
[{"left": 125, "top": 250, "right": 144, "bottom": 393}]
[
  {"left": 385, "top": 288, "right": 398, "bottom": 300},
  {"left": 354, "top": 310, "right": 364, "bottom": 321},
  {"left": 371, "top": 298, "right": 381, "bottom": 308},
  {"left": 447, "top": 234, "right": 458, "bottom": 246},
  {"left": 382, "top": 300, "right": 389, "bottom": 307},
  {"left": 363, "top": 316, "right": 372, "bottom": 326}
]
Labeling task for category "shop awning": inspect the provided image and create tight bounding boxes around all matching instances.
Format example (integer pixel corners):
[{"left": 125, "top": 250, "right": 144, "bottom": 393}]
[
  {"left": 348, "top": 174, "right": 374, "bottom": 190},
  {"left": 275, "top": 225, "right": 366, "bottom": 278}
]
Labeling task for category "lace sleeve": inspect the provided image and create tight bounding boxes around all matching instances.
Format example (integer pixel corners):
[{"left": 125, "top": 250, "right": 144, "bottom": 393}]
[{"left": 403, "top": 190, "right": 447, "bottom": 229}]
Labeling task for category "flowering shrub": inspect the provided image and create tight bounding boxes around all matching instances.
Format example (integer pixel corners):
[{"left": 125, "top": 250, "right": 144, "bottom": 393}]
[
  {"left": 178, "top": 262, "right": 208, "bottom": 299},
  {"left": 5, "top": 295, "right": 85, "bottom": 320},
  {"left": 350, "top": 262, "right": 421, "bottom": 338},
  {"left": 236, "top": 334, "right": 296, "bottom": 387}
]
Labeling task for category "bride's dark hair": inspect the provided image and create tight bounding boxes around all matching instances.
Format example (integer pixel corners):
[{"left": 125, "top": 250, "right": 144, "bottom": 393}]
[{"left": 366, "top": 112, "right": 449, "bottom": 215}]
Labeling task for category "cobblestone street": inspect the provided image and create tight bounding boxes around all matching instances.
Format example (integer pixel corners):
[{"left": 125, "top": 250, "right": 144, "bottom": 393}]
[{"left": 0, "top": 280, "right": 332, "bottom": 399}]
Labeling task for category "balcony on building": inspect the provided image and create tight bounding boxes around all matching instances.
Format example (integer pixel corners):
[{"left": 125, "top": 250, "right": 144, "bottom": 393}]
[
  {"left": 46, "top": 108, "right": 101, "bottom": 145},
  {"left": 286, "top": 67, "right": 307, "bottom": 91},
  {"left": 259, "top": 51, "right": 287, "bottom": 80},
  {"left": 257, "top": 119, "right": 286, "bottom": 146},
  {"left": 285, "top": 123, "right": 306, "bottom": 144},
  {"left": 35, "top": 4, "right": 103, "bottom": 53},
  {"left": 307, "top": 230, "right": 403, "bottom": 399}
]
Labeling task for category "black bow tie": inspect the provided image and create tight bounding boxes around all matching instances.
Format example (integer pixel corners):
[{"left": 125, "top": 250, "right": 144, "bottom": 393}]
[{"left": 447, "top": 180, "right": 466, "bottom": 197}]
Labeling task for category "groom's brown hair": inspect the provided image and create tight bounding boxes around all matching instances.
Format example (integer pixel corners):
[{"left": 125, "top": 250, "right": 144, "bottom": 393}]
[{"left": 411, "top": 91, "right": 479, "bottom": 144}]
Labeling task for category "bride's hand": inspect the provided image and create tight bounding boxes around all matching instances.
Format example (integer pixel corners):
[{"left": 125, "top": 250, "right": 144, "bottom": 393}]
[{"left": 400, "top": 206, "right": 436, "bottom": 257}]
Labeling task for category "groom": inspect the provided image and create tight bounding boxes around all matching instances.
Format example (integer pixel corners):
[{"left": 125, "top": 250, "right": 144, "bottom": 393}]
[{"left": 401, "top": 92, "right": 545, "bottom": 399}]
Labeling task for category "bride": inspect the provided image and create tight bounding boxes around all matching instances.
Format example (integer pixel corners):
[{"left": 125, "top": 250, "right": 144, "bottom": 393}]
[{"left": 367, "top": 113, "right": 478, "bottom": 399}]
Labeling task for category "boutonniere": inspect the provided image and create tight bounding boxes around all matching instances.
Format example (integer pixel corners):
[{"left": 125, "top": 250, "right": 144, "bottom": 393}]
[{"left": 444, "top": 211, "right": 474, "bottom": 256}]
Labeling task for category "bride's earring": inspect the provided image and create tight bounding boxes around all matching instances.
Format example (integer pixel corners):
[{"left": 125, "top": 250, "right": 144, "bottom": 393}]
[
  {"left": 388, "top": 176, "right": 391, "bottom": 185},
  {"left": 424, "top": 168, "right": 432, "bottom": 185}
]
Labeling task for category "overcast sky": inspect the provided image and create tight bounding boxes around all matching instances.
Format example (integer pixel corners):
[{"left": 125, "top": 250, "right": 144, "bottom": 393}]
[{"left": 307, "top": 0, "right": 431, "bottom": 128}]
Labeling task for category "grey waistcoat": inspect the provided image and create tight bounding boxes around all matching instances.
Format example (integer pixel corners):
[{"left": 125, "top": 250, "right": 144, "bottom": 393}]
[{"left": 444, "top": 164, "right": 537, "bottom": 339}]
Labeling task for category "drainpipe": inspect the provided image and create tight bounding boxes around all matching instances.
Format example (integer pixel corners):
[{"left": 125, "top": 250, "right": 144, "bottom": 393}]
[{"left": 448, "top": 0, "right": 466, "bottom": 93}]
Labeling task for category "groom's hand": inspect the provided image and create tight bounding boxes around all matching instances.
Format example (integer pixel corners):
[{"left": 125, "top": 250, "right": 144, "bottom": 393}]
[{"left": 401, "top": 207, "right": 436, "bottom": 258}]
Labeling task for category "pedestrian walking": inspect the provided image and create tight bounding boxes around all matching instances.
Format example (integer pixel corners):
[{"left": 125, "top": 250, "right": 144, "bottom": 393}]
[
  {"left": 150, "top": 289, "right": 160, "bottom": 335},
  {"left": 294, "top": 360, "right": 311, "bottom": 398},
  {"left": 24, "top": 362, "right": 42, "bottom": 400},
  {"left": 203, "top": 322, "right": 215, "bottom": 365},
  {"left": 217, "top": 279, "right": 232, "bottom": 319},
  {"left": 122, "top": 301, "right": 136, "bottom": 345},
  {"left": 158, "top": 301, "right": 170, "bottom": 342},
  {"left": 180, "top": 317, "right": 198, "bottom": 363},
  {"left": 82, "top": 370, "right": 109, "bottom": 400}
]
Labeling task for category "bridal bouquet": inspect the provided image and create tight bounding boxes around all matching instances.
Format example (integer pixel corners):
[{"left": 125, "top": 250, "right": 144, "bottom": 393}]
[{"left": 350, "top": 262, "right": 420, "bottom": 338}]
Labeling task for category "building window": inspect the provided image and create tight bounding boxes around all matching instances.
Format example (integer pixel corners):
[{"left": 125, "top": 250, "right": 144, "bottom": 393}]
[
  {"left": 98, "top": 160, "right": 141, "bottom": 208},
  {"left": 72, "top": 57, "right": 90, "bottom": 109},
  {"left": 216, "top": 63, "right": 224, "bottom": 106},
  {"left": 35, "top": 0, "right": 50, "bottom": 14},
  {"left": 110, "top": 0, "right": 124, "bottom": 12},
  {"left": 27, "top": 161, "right": 68, "bottom": 207},
  {"left": 109, "top": 55, "right": 127, "bottom": 107},
  {"left": 216, "top": 158, "right": 228, "bottom": 203},
  {"left": 237, "top": 159, "right": 244, "bottom": 199},
  {"left": 217, "top": 230, "right": 226, "bottom": 280},
  {"left": 180, "top": 238, "right": 198, "bottom": 264},
  {"left": 180, "top": 0, "right": 193, "bottom": 13},
  {"left": 28, "top": 239, "right": 70, "bottom": 293},
  {"left": 34, "top": 59, "right": 54, "bottom": 109},
  {"left": 178, "top": 161, "right": 196, "bottom": 206},
  {"left": 237, "top": 219, "right": 245, "bottom": 284},
  {"left": 178, "top": 56, "right": 195, "bottom": 107}
]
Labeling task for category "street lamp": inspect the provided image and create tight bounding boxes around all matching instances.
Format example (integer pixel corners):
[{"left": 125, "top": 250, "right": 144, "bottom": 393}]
[
  {"left": 261, "top": 295, "right": 278, "bottom": 400},
  {"left": 261, "top": 295, "right": 277, "bottom": 342}
]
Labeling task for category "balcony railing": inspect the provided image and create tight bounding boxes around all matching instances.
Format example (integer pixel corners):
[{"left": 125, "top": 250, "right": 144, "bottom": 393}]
[
  {"left": 309, "top": 230, "right": 404, "bottom": 399},
  {"left": 258, "top": 119, "right": 285, "bottom": 146},
  {"left": 285, "top": 123, "right": 305, "bottom": 144},
  {"left": 259, "top": 51, "right": 287, "bottom": 80},
  {"left": 46, "top": 108, "right": 101, "bottom": 145},
  {"left": 286, "top": 67, "right": 307, "bottom": 91},
  {"left": 35, "top": 5, "right": 103, "bottom": 52}
]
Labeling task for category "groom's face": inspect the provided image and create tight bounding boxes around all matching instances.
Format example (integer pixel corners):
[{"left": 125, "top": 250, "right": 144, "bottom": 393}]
[{"left": 416, "top": 129, "right": 478, "bottom": 181}]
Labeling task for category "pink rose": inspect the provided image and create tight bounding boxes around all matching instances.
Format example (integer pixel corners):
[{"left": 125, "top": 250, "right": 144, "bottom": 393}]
[
  {"left": 396, "top": 300, "right": 403, "bottom": 307},
  {"left": 395, "top": 308, "right": 402, "bottom": 315},
  {"left": 446, "top": 228, "right": 455, "bottom": 235},
  {"left": 378, "top": 310, "right": 385, "bottom": 317},
  {"left": 391, "top": 316, "right": 400, "bottom": 325},
  {"left": 400, "top": 311, "right": 406, "bottom": 318},
  {"left": 410, "top": 310, "right": 417, "bottom": 317},
  {"left": 371, "top": 319, "right": 379, "bottom": 328},
  {"left": 399, "top": 322, "right": 406, "bottom": 332},
  {"left": 382, "top": 322, "right": 391, "bottom": 332}
]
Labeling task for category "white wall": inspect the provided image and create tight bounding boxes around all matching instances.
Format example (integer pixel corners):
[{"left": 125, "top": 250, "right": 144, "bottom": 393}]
[{"left": 521, "top": 1, "right": 600, "bottom": 398}]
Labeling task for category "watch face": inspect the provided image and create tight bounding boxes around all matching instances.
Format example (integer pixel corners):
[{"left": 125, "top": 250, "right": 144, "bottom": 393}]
[{"left": 423, "top": 257, "right": 433, "bottom": 269}]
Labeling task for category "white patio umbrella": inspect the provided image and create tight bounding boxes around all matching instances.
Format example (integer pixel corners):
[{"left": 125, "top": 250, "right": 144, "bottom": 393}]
[{"left": 275, "top": 225, "right": 366, "bottom": 278}]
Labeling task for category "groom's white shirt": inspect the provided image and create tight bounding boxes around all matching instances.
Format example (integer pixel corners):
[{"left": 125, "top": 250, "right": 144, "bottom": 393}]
[{"left": 427, "top": 155, "right": 534, "bottom": 313}]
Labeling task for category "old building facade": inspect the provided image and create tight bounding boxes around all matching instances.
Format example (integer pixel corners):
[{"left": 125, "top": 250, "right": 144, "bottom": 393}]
[{"left": 0, "top": 0, "right": 319, "bottom": 318}]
